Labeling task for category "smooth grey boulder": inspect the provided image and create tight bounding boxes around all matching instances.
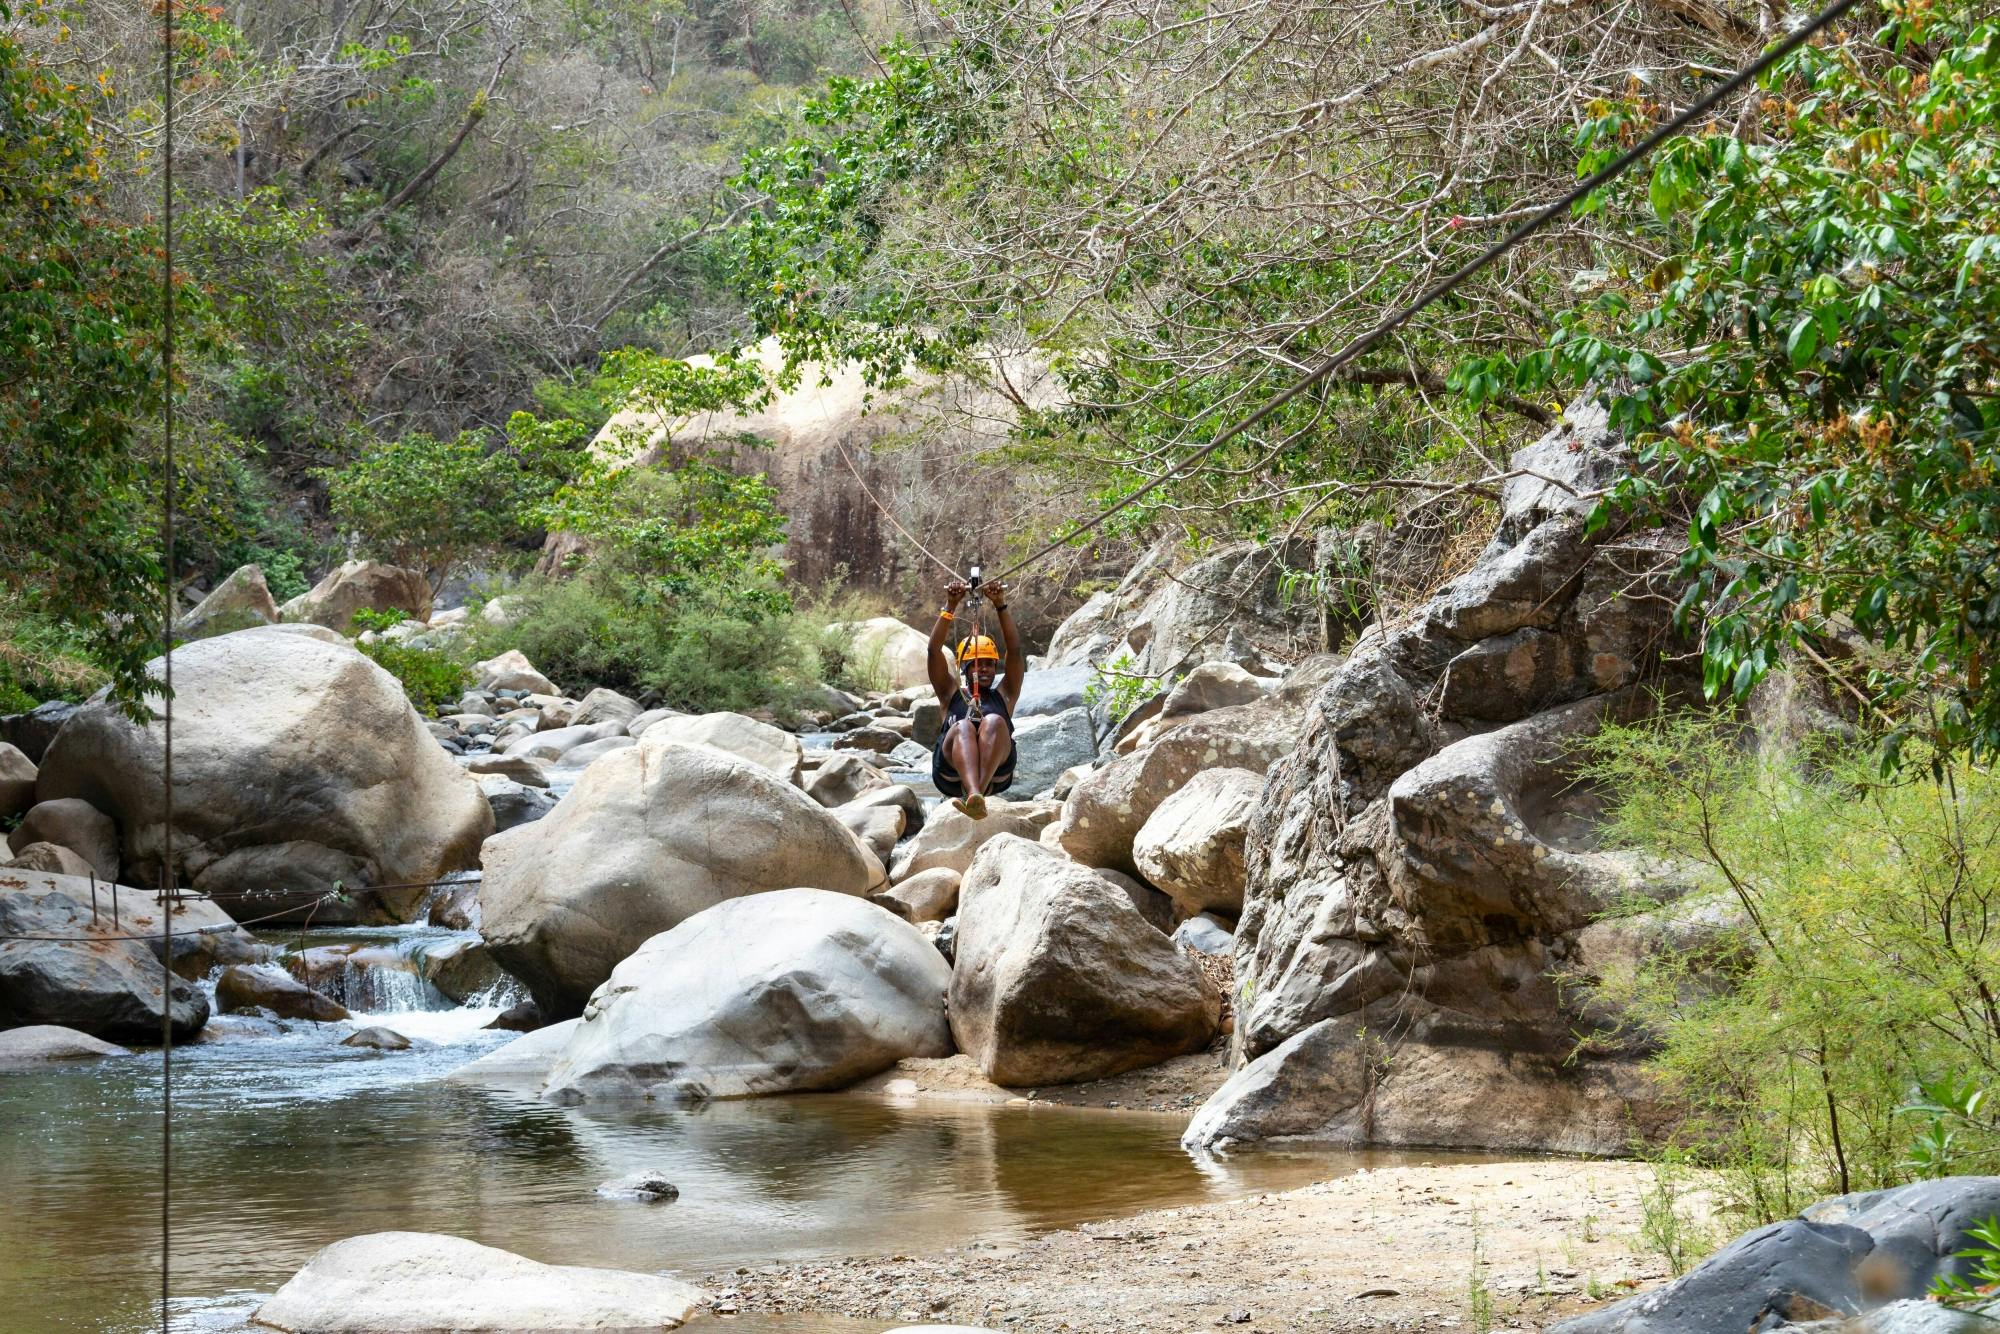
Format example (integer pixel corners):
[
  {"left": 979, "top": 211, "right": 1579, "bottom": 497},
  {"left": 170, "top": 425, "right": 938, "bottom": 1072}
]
[
  {"left": 1132, "top": 767, "right": 1263, "bottom": 915},
  {"left": 950, "top": 835, "right": 1219, "bottom": 1085},
  {"left": 625, "top": 706, "right": 679, "bottom": 739},
  {"left": 0, "top": 889, "right": 210, "bottom": 1042},
  {"left": 342, "top": 1025, "right": 414, "bottom": 1050},
  {"left": 174, "top": 563, "right": 279, "bottom": 639},
  {"left": 1050, "top": 656, "right": 1337, "bottom": 875},
  {"left": 567, "top": 687, "right": 641, "bottom": 729},
  {"left": 447, "top": 1019, "right": 581, "bottom": 1084},
  {"left": 543, "top": 889, "right": 952, "bottom": 1103},
  {"left": 501, "top": 721, "right": 626, "bottom": 764},
  {"left": 847, "top": 782, "right": 928, "bottom": 836},
  {"left": 875, "top": 867, "right": 961, "bottom": 923},
  {"left": 889, "top": 800, "right": 1059, "bottom": 883},
  {"left": 465, "top": 754, "right": 550, "bottom": 788},
  {"left": 280, "top": 559, "right": 431, "bottom": 631},
  {"left": 547, "top": 735, "right": 635, "bottom": 772},
  {"left": 834, "top": 803, "right": 904, "bottom": 863},
  {"left": 1007, "top": 707, "right": 1097, "bottom": 798},
  {"left": 474, "top": 649, "right": 557, "bottom": 696},
  {"left": 35, "top": 629, "right": 491, "bottom": 910},
  {"left": 639, "top": 711, "right": 803, "bottom": 784},
  {"left": 0, "top": 741, "right": 37, "bottom": 819},
  {"left": 8, "top": 797, "right": 119, "bottom": 882},
  {"left": 804, "top": 753, "right": 892, "bottom": 807},
  {"left": 1012, "top": 664, "right": 1096, "bottom": 719},
  {"left": 0, "top": 1024, "right": 131, "bottom": 1064},
  {"left": 253, "top": 1231, "right": 707, "bottom": 1332},
  {"left": 1554, "top": 1178, "right": 2000, "bottom": 1334},
  {"left": 1172, "top": 913, "right": 1235, "bottom": 955},
  {"left": 480, "top": 741, "right": 879, "bottom": 1016},
  {"left": 1, "top": 700, "right": 82, "bottom": 764},
  {"left": 476, "top": 776, "right": 556, "bottom": 833}
]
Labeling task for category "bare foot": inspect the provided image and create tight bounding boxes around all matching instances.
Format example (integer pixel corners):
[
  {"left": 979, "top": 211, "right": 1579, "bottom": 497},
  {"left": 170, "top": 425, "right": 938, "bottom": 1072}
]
[{"left": 961, "top": 792, "right": 988, "bottom": 821}]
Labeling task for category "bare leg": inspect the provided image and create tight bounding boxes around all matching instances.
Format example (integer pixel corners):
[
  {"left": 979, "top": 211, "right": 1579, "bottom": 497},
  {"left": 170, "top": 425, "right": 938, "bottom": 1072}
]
[
  {"left": 945, "top": 719, "right": 985, "bottom": 808},
  {"left": 971, "top": 714, "right": 1012, "bottom": 797}
]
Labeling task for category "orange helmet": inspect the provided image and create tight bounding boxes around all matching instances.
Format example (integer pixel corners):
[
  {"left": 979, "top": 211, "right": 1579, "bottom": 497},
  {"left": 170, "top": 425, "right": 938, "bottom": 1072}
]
[{"left": 956, "top": 635, "right": 1001, "bottom": 664}]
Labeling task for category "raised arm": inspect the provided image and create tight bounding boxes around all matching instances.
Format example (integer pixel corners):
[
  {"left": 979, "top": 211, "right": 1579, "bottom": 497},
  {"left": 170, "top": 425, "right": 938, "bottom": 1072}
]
[
  {"left": 986, "top": 581, "right": 1026, "bottom": 709},
  {"left": 927, "top": 581, "right": 967, "bottom": 703}
]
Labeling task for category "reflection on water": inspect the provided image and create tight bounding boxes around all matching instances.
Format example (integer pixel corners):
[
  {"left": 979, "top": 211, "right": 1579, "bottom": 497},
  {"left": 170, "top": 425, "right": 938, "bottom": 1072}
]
[{"left": 0, "top": 931, "right": 1418, "bottom": 1333}]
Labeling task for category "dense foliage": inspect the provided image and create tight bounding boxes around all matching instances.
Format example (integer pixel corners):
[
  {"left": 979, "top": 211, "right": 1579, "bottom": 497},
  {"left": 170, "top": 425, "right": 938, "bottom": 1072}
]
[
  {"left": 0, "top": 0, "right": 176, "bottom": 708},
  {"left": 1461, "top": 8, "right": 2000, "bottom": 763},
  {"left": 1585, "top": 715, "right": 2000, "bottom": 1223}
]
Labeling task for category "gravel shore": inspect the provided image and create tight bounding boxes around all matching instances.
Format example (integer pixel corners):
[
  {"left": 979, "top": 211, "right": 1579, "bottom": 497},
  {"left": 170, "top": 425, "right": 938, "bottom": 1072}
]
[{"left": 708, "top": 1158, "right": 1694, "bottom": 1333}]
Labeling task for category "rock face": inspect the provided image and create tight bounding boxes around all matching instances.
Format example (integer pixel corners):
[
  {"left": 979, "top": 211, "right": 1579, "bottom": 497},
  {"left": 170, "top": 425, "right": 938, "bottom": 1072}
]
[
  {"left": 174, "top": 563, "right": 280, "bottom": 639},
  {"left": 950, "top": 835, "right": 1219, "bottom": 1085},
  {"left": 280, "top": 559, "right": 432, "bottom": 631},
  {"left": 1555, "top": 1177, "right": 2000, "bottom": 1334},
  {"left": 1043, "top": 538, "right": 1316, "bottom": 676},
  {"left": 1132, "top": 767, "right": 1263, "bottom": 916},
  {"left": 1213, "top": 407, "right": 1696, "bottom": 1154},
  {"left": 8, "top": 798, "right": 120, "bottom": 881},
  {"left": 543, "top": 889, "right": 953, "bottom": 1103},
  {"left": 640, "top": 712, "right": 804, "bottom": 785},
  {"left": 253, "top": 1231, "right": 708, "bottom": 1332},
  {"left": 36, "top": 630, "right": 492, "bottom": 916},
  {"left": 0, "top": 889, "right": 210, "bottom": 1042},
  {"left": 1050, "top": 656, "right": 1337, "bottom": 875},
  {"left": 480, "top": 741, "right": 880, "bottom": 1016}
]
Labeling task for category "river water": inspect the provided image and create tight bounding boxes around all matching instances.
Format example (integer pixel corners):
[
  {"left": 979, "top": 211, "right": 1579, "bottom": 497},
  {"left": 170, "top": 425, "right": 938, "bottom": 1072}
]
[{"left": 0, "top": 920, "right": 1405, "bottom": 1332}]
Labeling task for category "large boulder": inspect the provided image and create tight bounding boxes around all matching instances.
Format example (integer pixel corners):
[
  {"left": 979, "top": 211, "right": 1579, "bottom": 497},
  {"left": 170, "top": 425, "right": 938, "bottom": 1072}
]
[
  {"left": 280, "top": 559, "right": 432, "bottom": 631},
  {"left": 215, "top": 963, "right": 349, "bottom": 1021},
  {"left": 1131, "top": 768, "right": 1264, "bottom": 916},
  {"left": 0, "top": 1024, "right": 130, "bottom": 1064},
  {"left": 640, "top": 712, "right": 803, "bottom": 785},
  {"left": 0, "top": 741, "right": 37, "bottom": 819},
  {"left": 567, "top": 687, "right": 641, "bottom": 729},
  {"left": 174, "top": 563, "right": 280, "bottom": 639},
  {"left": 833, "top": 803, "right": 904, "bottom": 863},
  {"left": 474, "top": 649, "right": 556, "bottom": 696},
  {"left": 889, "top": 800, "right": 1059, "bottom": 883},
  {"left": 35, "top": 630, "right": 492, "bottom": 914},
  {"left": 253, "top": 1232, "right": 708, "bottom": 1332},
  {"left": 542, "top": 889, "right": 953, "bottom": 1102},
  {"left": 1006, "top": 707, "right": 1097, "bottom": 798},
  {"left": 479, "top": 741, "right": 879, "bottom": 1016},
  {"left": 832, "top": 618, "right": 939, "bottom": 692},
  {"left": 501, "top": 721, "right": 625, "bottom": 765},
  {"left": 8, "top": 798, "right": 120, "bottom": 881},
  {"left": 0, "top": 888, "right": 210, "bottom": 1042},
  {"left": 0, "top": 699, "right": 82, "bottom": 764},
  {"left": 1217, "top": 406, "right": 1701, "bottom": 1154},
  {"left": 949, "top": 835, "right": 1219, "bottom": 1085},
  {"left": 1011, "top": 663, "right": 1097, "bottom": 719},
  {"left": 1049, "top": 655, "right": 1337, "bottom": 875},
  {"left": 5, "top": 841, "right": 95, "bottom": 878},
  {"left": 803, "top": 753, "right": 893, "bottom": 807},
  {"left": 1159, "top": 661, "right": 1270, "bottom": 721},
  {"left": 1555, "top": 1178, "right": 2000, "bottom": 1334}
]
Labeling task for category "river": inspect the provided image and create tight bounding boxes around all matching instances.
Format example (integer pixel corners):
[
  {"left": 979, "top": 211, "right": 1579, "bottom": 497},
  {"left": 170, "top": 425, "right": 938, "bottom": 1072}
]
[{"left": 0, "top": 920, "right": 1398, "bottom": 1332}]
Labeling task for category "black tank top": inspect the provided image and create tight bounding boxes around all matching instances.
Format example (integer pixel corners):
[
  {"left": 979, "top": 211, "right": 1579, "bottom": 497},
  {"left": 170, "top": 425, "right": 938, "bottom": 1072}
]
[{"left": 945, "top": 684, "right": 1013, "bottom": 727}]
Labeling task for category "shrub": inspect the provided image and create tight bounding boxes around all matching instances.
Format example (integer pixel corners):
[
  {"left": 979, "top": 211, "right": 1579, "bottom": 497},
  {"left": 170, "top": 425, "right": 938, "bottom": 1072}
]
[
  {"left": 1584, "top": 713, "right": 2000, "bottom": 1225},
  {"left": 357, "top": 640, "right": 472, "bottom": 717}
]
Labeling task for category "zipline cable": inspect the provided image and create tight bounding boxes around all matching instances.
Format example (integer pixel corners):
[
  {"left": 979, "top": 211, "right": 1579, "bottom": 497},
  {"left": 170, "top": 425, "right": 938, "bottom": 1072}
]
[
  {"left": 159, "top": 0, "right": 178, "bottom": 1318},
  {"left": 984, "top": 0, "right": 1865, "bottom": 584}
]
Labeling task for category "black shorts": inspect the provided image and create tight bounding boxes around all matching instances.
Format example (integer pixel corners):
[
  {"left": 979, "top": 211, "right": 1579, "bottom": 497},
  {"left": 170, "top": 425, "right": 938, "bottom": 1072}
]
[{"left": 932, "top": 714, "right": 1016, "bottom": 798}]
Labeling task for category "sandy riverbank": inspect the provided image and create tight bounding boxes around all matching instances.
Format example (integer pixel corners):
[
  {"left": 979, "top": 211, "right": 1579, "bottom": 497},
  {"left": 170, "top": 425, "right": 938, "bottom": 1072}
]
[{"left": 708, "top": 1158, "right": 1700, "bottom": 1333}]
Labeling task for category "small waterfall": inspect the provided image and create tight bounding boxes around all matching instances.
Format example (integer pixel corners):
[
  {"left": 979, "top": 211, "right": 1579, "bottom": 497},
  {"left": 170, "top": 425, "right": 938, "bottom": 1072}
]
[{"left": 286, "top": 942, "right": 457, "bottom": 1013}]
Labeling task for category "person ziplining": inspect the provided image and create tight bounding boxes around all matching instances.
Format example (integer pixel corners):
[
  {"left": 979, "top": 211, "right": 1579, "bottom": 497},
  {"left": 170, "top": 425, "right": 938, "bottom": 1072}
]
[{"left": 927, "top": 575, "right": 1025, "bottom": 820}]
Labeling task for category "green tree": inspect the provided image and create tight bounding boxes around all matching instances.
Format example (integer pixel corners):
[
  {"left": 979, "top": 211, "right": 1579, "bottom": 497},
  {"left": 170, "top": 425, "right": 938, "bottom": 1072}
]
[
  {"left": 1459, "top": 8, "right": 2000, "bottom": 763},
  {"left": 0, "top": 0, "right": 181, "bottom": 709}
]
